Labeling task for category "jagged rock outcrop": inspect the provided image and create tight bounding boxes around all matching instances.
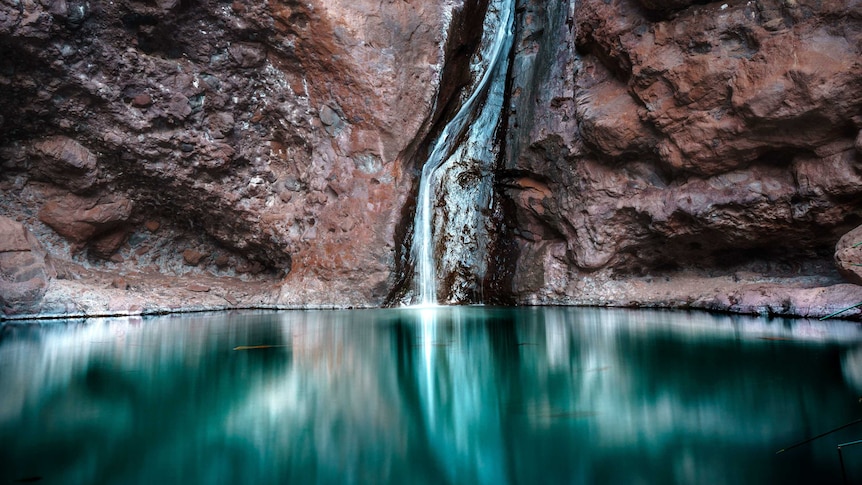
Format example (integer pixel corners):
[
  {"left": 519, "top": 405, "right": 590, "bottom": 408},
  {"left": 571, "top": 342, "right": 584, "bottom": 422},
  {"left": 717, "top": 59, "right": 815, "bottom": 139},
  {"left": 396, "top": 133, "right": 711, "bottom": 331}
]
[
  {"left": 835, "top": 224, "right": 862, "bottom": 285},
  {"left": 503, "top": 0, "right": 862, "bottom": 317}
]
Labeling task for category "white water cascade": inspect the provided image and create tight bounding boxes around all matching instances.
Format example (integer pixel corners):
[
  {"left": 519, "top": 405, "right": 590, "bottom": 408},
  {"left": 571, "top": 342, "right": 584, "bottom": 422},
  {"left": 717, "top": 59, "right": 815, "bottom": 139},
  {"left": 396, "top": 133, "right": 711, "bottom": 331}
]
[{"left": 409, "top": 0, "right": 515, "bottom": 306}]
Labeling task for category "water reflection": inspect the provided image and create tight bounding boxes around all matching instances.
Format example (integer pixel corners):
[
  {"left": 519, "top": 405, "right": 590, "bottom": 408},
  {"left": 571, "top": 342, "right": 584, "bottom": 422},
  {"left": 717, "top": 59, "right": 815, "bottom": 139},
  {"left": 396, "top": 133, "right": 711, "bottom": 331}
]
[{"left": 1, "top": 308, "right": 861, "bottom": 484}]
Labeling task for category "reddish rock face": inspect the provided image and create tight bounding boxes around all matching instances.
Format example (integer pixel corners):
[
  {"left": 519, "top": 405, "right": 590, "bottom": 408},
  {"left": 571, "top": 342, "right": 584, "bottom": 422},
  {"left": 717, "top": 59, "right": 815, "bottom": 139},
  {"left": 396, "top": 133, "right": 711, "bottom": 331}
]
[
  {"left": 835, "top": 225, "right": 862, "bottom": 285},
  {"left": 575, "top": 0, "right": 862, "bottom": 177},
  {"left": 29, "top": 136, "right": 100, "bottom": 194},
  {"left": 502, "top": 0, "right": 862, "bottom": 316},
  {"left": 38, "top": 194, "right": 133, "bottom": 244},
  {"left": 0, "top": 0, "right": 457, "bottom": 309},
  {"left": 2, "top": 0, "right": 861, "bottom": 318}
]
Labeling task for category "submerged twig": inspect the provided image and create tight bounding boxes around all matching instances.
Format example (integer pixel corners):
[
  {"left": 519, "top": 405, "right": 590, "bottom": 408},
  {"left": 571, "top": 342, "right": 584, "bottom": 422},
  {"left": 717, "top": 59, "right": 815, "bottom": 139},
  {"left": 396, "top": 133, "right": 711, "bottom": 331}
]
[
  {"left": 233, "top": 344, "right": 289, "bottom": 351},
  {"left": 776, "top": 418, "right": 862, "bottom": 454}
]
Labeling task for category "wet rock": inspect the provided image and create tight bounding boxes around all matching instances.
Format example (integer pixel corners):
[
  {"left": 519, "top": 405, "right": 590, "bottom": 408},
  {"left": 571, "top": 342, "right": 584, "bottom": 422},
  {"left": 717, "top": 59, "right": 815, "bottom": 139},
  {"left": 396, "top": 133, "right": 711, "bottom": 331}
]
[
  {"left": 213, "top": 253, "right": 230, "bottom": 268},
  {"left": 0, "top": 216, "right": 54, "bottom": 315},
  {"left": 0, "top": 0, "right": 459, "bottom": 310}
]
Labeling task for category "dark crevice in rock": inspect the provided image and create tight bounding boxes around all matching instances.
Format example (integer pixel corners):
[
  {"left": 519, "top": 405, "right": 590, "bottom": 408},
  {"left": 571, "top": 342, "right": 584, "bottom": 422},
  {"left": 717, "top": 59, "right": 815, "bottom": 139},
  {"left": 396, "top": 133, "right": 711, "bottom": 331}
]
[
  {"left": 386, "top": 0, "right": 494, "bottom": 306},
  {"left": 480, "top": 2, "right": 526, "bottom": 306}
]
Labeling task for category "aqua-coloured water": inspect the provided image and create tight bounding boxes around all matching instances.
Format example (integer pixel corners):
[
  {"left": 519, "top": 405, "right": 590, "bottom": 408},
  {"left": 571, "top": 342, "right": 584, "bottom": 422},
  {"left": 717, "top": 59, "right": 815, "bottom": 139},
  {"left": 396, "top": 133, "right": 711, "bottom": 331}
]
[{"left": 1, "top": 307, "right": 861, "bottom": 484}]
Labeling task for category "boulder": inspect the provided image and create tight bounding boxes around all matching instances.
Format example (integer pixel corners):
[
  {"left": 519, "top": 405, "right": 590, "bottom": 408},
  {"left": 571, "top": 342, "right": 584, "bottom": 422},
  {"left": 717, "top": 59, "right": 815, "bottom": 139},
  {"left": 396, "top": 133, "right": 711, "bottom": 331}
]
[
  {"left": 29, "top": 136, "right": 99, "bottom": 193},
  {"left": 38, "top": 193, "right": 133, "bottom": 247},
  {"left": 182, "top": 248, "right": 208, "bottom": 266}
]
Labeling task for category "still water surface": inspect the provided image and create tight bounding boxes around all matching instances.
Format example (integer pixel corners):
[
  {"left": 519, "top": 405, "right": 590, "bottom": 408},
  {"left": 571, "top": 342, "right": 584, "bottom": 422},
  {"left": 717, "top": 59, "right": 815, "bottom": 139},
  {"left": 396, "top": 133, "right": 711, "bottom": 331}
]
[{"left": 1, "top": 307, "right": 862, "bottom": 484}]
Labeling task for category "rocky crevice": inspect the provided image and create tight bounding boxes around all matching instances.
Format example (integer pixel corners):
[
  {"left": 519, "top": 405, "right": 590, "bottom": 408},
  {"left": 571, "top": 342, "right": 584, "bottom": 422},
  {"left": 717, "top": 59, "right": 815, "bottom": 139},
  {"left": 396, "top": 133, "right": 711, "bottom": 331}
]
[{"left": 387, "top": 0, "right": 496, "bottom": 305}]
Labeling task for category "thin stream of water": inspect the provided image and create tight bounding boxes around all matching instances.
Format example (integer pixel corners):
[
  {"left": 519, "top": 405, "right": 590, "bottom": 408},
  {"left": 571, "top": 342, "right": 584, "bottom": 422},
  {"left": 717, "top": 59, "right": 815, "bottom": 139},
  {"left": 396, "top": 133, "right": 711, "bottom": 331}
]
[{"left": 410, "top": 0, "right": 515, "bottom": 305}]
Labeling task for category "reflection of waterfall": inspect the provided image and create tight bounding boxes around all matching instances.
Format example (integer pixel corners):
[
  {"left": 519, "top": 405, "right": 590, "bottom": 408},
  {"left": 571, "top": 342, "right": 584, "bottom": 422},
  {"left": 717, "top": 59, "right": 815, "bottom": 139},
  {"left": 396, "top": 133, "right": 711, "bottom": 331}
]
[
  {"left": 3, "top": 310, "right": 862, "bottom": 483},
  {"left": 410, "top": 0, "right": 515, "bottom": 306}
]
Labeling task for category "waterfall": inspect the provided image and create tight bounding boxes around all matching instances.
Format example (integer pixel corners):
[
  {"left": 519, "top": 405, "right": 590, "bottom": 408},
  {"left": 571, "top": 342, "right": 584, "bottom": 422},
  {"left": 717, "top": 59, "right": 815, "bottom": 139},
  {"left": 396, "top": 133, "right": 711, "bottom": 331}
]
[{"left": 409, "top": 0, "right": 515, "bottom": 306}]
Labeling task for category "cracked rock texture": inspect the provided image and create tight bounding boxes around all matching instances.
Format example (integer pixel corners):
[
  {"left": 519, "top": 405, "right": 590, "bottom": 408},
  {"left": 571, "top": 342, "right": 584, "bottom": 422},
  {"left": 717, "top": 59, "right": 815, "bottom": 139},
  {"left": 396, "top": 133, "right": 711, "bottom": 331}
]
[{"left": 503, "top": 0, "right": 862, "bottom": 318}]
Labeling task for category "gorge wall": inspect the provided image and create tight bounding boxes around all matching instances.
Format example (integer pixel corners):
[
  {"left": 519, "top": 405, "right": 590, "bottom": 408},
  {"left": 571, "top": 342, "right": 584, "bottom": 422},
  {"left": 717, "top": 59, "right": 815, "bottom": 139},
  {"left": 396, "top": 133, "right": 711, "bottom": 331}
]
[
  {"left": 0, "top": 0, "right": 461, "bottom": 315},
  {"left": 1, "top": 0, "right": 862, "bottom": 319},
  {"left": 504, "top": 0, "right": 862, "bottom": 317}
]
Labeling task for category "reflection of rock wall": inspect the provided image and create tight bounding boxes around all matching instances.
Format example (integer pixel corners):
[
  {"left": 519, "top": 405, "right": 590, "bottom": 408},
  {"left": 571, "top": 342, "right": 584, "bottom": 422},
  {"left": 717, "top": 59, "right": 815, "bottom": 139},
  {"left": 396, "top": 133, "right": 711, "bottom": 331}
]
[
  {"left": 503, "top": 0, "right": 862, "bottom": 315},
  {"left": 1, "top": 309, "right": 860, "bottom": 483}
]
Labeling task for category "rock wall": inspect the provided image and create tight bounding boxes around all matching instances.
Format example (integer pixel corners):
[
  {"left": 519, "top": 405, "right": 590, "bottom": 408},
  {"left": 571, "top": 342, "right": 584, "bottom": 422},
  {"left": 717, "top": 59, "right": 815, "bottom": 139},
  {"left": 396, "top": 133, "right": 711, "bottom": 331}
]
[
  {"left": 2, "top": 0, "right": 862, "bottom": 318},
  {"left": 503, "top": 0, "right": 862, "bottom": 317},
  {"left": 0, "top": 0, "right": 461, "bottom": 315}
]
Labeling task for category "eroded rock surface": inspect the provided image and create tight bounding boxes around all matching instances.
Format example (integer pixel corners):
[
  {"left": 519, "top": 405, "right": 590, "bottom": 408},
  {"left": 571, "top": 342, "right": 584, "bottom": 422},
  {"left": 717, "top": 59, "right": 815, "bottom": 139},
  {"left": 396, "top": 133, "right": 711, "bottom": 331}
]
[
  {"left": 503, "top": 0, "right": 862, "bottom": 317},
  {"left": 2, "top": 0, "right": 862, "bottom": 319},
  {"left": 835, "top": 225, "right": 862, "bottom": 285},
  {"left": 0, "top": 0, "right": 459, "bottom": 312}
]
